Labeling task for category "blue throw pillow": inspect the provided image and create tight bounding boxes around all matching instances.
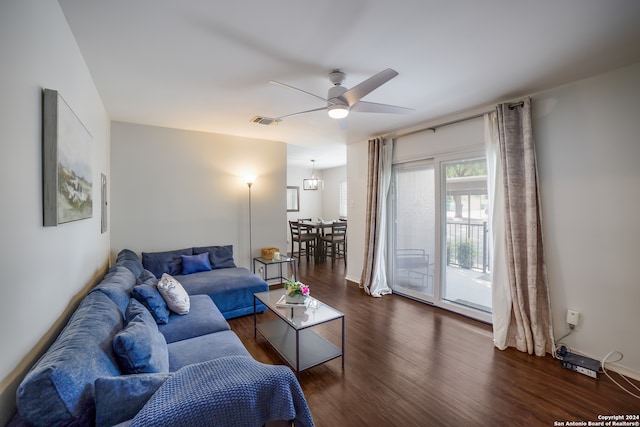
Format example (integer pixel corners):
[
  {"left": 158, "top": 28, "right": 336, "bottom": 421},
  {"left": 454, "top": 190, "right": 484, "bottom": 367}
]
[
  {"left": 193, "top": 245, "right": 237, "bottom": 269},
  {"left": 112, "top": 312, "right": 169, "bottom": 374},
  {"left": 181, "top": 253, "right": 212, "bottom": 275},
  {"left": 132, "top": 284, "right": 170, "bottom": 324}
]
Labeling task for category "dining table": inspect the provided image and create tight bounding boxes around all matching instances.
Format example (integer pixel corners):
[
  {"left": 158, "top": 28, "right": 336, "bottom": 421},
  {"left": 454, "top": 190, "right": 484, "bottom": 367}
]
[{"left": 298, "top": 220, "right": 345, "bottom": 263}]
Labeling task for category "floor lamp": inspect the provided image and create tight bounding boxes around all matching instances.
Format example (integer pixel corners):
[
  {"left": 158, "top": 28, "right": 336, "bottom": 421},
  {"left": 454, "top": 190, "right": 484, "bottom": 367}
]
[{"left": 247, "top": 179, "right": 253, "bottom": 264}]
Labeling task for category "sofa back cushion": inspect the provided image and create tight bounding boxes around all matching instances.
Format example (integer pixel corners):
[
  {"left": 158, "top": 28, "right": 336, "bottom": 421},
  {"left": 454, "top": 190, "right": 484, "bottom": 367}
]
[
  {"left": 92, "top": 264, "right": 138, "bottom": 315},
  {"left": 142, "top": 248, "right": 193, "bottom": 278},
  {"left": 116, "top": 249, "right": 144, "bottom": 278},
  {"left": 193, "top": 245, "right": 236, "bottom": 269},
  {"left": 16, "top": 291, "right": 123, "bottom": 426}
]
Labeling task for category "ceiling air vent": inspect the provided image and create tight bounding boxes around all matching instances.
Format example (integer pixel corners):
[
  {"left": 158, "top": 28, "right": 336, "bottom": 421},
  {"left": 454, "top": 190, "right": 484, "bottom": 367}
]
[{"left": 250, "top": 116, "right": 279, "bottom": 125}]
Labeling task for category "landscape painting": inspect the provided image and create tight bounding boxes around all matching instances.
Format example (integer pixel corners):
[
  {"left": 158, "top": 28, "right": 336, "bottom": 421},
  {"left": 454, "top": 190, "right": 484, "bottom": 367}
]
[{"left": 43, "top": 89, "right": 93, "bottom": 226}]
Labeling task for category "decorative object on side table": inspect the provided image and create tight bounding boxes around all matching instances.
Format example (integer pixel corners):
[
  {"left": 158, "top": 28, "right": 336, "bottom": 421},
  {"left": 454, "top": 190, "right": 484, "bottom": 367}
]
[
  {"left": 261, "top": 247, "right": 279, "bottom": 260},
  {"left": 283, "top": 276, "right": 309, "bottom": 304}
]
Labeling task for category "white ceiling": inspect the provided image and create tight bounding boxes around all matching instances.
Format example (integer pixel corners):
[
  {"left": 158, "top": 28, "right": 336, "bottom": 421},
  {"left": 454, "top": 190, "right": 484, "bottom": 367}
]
[{"left": 58, "top": 0, "right": 640, "bottom": 169}]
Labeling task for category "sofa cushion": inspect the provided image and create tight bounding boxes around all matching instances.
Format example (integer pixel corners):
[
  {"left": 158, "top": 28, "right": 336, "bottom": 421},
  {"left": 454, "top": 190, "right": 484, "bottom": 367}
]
[
  {"left": 181, "top": 252, "right": 212, "bottom": 275},
  {"left": 177, "top": 267, "right": 268, "bottom": 318},
  {"left": 167, "top": 330, "right": 250, "bottom": 371},
  {"left": 193, "top": 245, "right": 236, "bottom": 269},
  {"left": 116, "top": 249, "right": 144, "bottom": 278},
  {"left": 142, "top": 248, "right": 193, "bottom": 278},
  {"left": 16, "top": 292, "right": 123, "bottom": 427},
  {"left": 158, "top": 295, "right": 229, "bottom": 344},
  {"left": 92, "top": 265, "right": 138, "bottom": 315},
  {"left": 113, "top": 307, "right": 169, "bottom": 374},
  {"left": 137, "top": 268, "right": 157, "bottom": 285},
  {"left": 132, "top": 284, "right": 170, "bottom": 324},
  {"left": 94, "top": 372, "right": 172, "bottom": 427},
  {"left": 125, "top": 298, "right": 150, "bottom": 322},
  {"left": 157, "top": 273, "right": 190, "bottom": 314}
]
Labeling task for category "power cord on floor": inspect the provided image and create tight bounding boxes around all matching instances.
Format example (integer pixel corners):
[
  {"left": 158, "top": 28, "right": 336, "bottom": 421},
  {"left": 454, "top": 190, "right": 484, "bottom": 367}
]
[
  {"left": 601, "top": 350, "right": 640, "bottom": 400},
  {"left": 553, "top": 325, "right": 574, "bottom": 358}
]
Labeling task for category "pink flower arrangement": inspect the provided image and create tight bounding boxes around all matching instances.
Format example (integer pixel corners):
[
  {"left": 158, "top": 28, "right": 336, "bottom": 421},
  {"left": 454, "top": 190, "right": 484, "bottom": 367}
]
[{"left": 284, "top": 276, "right": 310, "bottom": 298}]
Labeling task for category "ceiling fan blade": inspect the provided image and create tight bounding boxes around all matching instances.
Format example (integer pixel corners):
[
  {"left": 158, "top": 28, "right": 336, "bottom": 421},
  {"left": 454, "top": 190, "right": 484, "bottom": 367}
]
[
  {"left": 269, "top": 80, "right": 330, "bottom": 104},
  {"left": 275, "top": 106, "right": 328, "bottom": 120},
  {"left": 342, "top": 68, "right": 399, "bottom": 106},
  {"left": 351, "top": 101, "right": 414, "bottom": 114}
]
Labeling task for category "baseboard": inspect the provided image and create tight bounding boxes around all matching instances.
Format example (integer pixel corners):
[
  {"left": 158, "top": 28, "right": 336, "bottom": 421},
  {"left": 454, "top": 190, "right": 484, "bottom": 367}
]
[
  {"left": 607, "top": 363, "right": 640, "bottom": 382},
  {"left": 345, "top": 275, "right": 360, "bottom": 286}
]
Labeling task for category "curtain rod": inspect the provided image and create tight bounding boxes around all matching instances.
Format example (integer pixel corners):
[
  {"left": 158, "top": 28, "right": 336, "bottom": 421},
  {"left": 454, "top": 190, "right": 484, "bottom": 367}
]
[{"left": 393, "top": 101, "right": 524, "bottom": 139}]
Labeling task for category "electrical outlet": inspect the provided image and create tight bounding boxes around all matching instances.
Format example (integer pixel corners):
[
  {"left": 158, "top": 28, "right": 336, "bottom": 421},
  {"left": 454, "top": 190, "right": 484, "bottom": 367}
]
[{"left": 566, "top": 309, "right": 580, "bottom": 326}]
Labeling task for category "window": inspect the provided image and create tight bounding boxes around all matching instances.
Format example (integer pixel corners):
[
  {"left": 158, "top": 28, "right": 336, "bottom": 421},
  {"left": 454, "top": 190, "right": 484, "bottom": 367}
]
[{"left": 339, "top": 181, "right": 347, "bottom": 219}]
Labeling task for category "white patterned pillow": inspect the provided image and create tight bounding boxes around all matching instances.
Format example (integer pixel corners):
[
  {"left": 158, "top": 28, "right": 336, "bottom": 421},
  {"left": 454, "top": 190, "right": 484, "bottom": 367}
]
[{"left": 156, "top": 273, "right": 190, "bottom": 314}]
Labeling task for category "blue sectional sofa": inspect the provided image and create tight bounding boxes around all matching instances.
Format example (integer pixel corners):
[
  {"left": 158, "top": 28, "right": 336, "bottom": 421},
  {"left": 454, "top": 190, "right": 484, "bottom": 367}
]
[
  {"left": 13, "top": 248, "right": 313, "bottom": 427},
  {"left": 140, "top": 245, "right": 268, "bottom": 319}
]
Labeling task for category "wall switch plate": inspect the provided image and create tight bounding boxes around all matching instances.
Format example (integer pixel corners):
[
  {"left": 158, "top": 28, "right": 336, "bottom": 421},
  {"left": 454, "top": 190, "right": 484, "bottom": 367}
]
[{"left": 566, "top": 309, "right": 580, "bottom": 326}]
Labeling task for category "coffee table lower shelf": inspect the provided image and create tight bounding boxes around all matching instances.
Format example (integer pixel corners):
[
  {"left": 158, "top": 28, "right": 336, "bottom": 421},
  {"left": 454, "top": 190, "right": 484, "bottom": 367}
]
[{"left": 256, "top": 319, "right": 342, "bottom": 374}]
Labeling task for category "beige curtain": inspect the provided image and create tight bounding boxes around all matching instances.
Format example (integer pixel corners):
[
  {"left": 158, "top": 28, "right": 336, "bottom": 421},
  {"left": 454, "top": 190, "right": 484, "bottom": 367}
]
[
  {"left": 496, "top": 98, "right": 554, "bottom": 356},
  {"left": 360, "top": 137, "right": 393, "bottom": 297}
]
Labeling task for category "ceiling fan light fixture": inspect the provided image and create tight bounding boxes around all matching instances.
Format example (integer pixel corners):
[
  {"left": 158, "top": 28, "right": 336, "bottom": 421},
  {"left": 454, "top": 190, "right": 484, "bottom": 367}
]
[{"left": 327, "top": 104, "right": 349, "bottom": 119}]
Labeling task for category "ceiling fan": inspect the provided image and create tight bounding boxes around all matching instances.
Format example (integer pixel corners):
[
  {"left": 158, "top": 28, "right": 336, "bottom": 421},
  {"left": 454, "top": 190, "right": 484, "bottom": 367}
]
[{"left": 255, "top": 68, "right": 414, "bottom": 124}]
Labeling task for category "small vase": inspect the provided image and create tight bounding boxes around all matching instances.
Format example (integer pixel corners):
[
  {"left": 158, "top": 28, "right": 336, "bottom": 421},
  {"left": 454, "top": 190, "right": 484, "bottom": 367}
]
[{"left": 285, "top": 294, "right": 305, "bottom": 304}]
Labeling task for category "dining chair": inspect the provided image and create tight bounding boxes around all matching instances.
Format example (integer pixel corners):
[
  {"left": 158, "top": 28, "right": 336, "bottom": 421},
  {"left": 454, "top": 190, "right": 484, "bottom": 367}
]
[
  {"left": 289, "top": 221, "right": 318, "bottom": 262},
  {"left": 319, "top": 221, "right": 347, "bottom": 266}
]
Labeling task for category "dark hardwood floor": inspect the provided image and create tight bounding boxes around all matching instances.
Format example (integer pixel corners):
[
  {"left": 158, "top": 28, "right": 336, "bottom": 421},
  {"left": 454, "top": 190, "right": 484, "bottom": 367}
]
[{"left": 229, "top": 260, "right": 639, "bottom": 426}]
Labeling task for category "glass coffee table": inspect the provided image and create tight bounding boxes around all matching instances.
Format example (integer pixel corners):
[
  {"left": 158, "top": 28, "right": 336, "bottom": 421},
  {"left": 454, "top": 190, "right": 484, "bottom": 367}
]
[{"left": 253, "top": 289, "right": 344, "bottom": 376}]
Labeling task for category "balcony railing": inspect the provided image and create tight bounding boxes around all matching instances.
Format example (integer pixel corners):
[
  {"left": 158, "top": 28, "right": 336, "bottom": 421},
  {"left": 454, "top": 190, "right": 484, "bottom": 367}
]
[{"left": 446, "top": 221, "right": 489, "bottom": 273}]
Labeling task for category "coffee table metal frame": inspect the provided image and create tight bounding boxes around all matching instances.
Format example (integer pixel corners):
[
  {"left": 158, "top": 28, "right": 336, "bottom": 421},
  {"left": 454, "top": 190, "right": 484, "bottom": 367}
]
[{"left": 253, "top": 289, "right": 344, "bottom": 376}]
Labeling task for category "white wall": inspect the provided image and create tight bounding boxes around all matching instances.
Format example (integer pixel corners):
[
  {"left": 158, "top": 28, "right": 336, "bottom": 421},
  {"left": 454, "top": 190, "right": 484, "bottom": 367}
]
[
  {"left": 347, "top": 63, "right": 640, "bottom": 376},
  {"left": 0, "top": 1, "right": 111, "bottom": 423},
  {"left": 321, "top": 166, "right": 347, "bottom": 220},
  {"left": 110, "top": 122, "right": 287, "bottom": 269},
  {"left": 534, "top": 63, "right": 640, "bottom": 377},
  {"left": 346, "top": 143, "right": 369, "bottom": 284}
]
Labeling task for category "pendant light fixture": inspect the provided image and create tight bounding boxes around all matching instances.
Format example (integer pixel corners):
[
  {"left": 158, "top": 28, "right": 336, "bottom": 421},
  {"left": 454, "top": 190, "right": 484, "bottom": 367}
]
[{"left": 303, "top": 160, "right": 324, "bottom": 190}]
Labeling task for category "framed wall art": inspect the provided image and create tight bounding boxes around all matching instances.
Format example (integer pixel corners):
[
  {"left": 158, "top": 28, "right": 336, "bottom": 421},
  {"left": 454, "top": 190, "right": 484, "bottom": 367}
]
[
  {"left": 43, "top": 88, "right": 93, "bottom": 226},
  {"left": 101, "top": 173, "right": 107, "bottom": 233}
]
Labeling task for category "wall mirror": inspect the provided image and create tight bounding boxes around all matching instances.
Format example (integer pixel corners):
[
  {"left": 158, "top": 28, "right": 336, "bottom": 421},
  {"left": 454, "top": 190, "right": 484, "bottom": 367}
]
[{"left": 286, "top": 186, "right": 300, "bottom": 212}]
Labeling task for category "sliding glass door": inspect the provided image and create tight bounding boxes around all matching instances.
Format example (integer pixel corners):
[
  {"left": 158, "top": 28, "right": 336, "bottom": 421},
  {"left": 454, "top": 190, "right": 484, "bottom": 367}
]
[
  {"left": 389, "top": 154, "right": 492, "bottom": 322},
  {"left": 442, "top": 158, "right": 491, "bottom": 314},
  {"left": 389, "top": 160, "right": 436, "bottom": 302}
]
